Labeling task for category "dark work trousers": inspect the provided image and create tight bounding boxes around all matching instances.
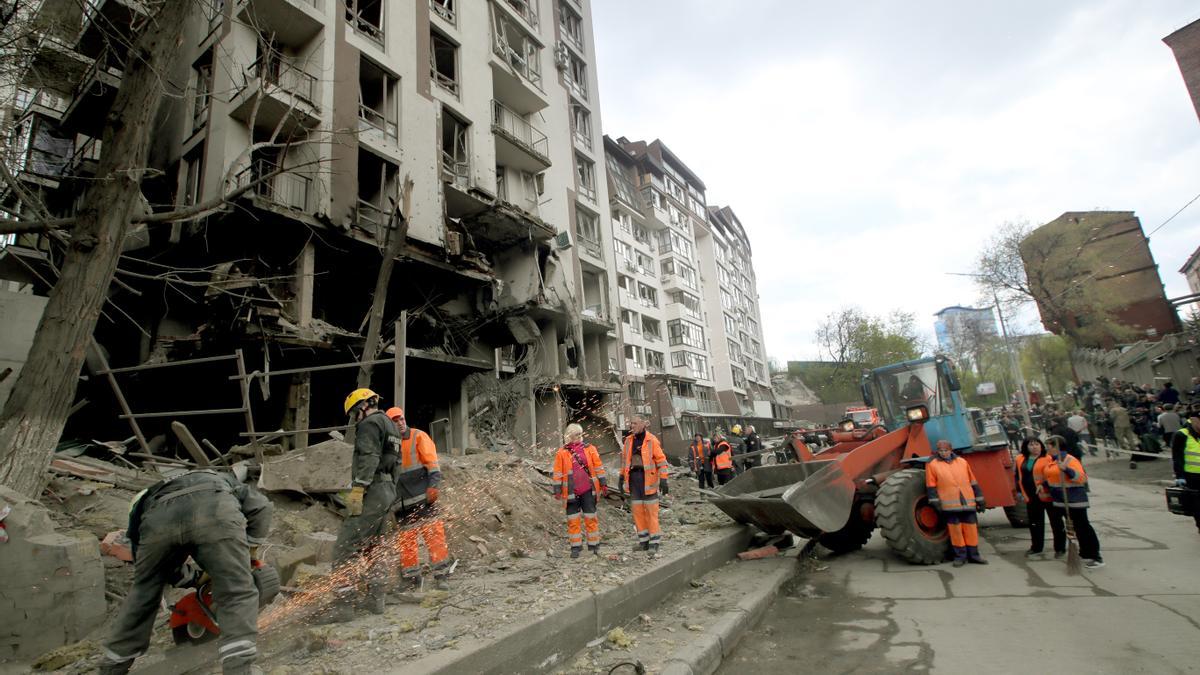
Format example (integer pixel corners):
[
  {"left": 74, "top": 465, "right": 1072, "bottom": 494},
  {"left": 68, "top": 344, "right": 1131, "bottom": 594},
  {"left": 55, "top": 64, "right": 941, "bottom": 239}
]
[
  {"left": 716, "top": 468, "right": 735, "bottom": 485},
  {"left": 102, "top": 492, "right": 258, "bottom": 675},
  {"left": 1026, "top": 499, "right": 1065, "bottom": 554},
  {"left": 1187, "top": 474, "right": 1200, "bottom": 532},
  {"left": 696, "top": 468, "right": 715, "bottom": 490},
  {"left": 333, "top": 477, "right": 396, "bottom": 566},
  {"left": 1047, "top": 505, "right": 1101, "bottom": 561}
]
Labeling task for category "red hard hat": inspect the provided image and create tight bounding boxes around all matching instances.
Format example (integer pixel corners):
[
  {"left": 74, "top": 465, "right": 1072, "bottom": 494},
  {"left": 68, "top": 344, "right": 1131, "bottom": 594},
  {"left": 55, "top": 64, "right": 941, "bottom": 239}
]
[{"left": 385, "top": 407, "right": 404, "bottom": 421}]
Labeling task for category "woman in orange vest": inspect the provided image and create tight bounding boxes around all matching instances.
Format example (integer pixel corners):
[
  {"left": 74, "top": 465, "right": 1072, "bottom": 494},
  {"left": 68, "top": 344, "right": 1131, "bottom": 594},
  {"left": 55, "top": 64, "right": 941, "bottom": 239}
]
[
  {"left": 712, "top": 432, "right": 735, "bottom": 485},
  {"left": 1015, "top": 437, "right": 1064, "bottom": 559},
  {"left": 1038, "top": 435, "right": 1103, "bottom": 569},
  {"left": 552, "top": 423, "right": 607, "bottom": 558},
  {"left": 620, "top": 415, "right": 669, "bottom": 556},
  {"left": 925, "top": 439, "right": 988, "bottom": 566},
  {"left": 689, "top": 433, "right": 714, "bottom": 489}
]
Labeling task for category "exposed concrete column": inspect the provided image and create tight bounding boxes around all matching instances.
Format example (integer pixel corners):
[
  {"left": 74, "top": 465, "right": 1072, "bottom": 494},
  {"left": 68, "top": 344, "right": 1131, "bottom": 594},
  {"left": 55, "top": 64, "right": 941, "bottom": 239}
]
[{"left": 293, "top": 242, "right": 315, "bottom": 328}]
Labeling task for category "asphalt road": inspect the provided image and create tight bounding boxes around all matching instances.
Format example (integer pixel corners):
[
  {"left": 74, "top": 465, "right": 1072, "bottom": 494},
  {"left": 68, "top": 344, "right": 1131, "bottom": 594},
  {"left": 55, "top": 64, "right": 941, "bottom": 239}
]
[{"left": 720, "top": 470, "right": 1199, "bottom": 675}]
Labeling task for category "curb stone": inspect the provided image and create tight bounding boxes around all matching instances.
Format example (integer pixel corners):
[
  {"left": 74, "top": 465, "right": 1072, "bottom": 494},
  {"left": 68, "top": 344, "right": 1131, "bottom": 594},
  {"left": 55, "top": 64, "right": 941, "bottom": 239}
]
[
  {"left": 659, "top": 556, "right": 799, "bottom": 675},
  {"left": 408, "top": 526, "right": 752, "bottom": 674}
]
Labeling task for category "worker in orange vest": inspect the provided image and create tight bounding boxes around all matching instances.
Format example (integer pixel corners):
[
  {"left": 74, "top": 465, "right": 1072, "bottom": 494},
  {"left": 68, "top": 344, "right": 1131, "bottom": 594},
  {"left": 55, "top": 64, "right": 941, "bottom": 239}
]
[
  {"left": 1039, "top": 435, "right": 1103, "bottom": 569},
  {"left": 620, "top": 415, "right": 670, "bottom": 556},
  {"left": 689, "top": 433, "right": 714, "bottom": 489},
  {"left": 712, "top": 432, "right": 735, "bottom": 485},
  {"left": 925, "top": 439, "right": 988, "bottom": 566},
  {"left": 552, "top": 423, "right": 608, "bottom": 558},
  {"left": 386, "top": 407, "right": 451, "bottom": 590}
]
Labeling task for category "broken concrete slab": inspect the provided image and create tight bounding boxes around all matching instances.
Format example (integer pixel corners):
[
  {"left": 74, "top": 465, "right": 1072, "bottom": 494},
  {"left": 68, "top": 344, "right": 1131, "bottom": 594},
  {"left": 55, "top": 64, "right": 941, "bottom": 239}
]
[
  {"left": 303, "top": 531, "right": 338, "bottom": 563},
  {"left": 258, "top": 439, "right": 352, "bottom": 493},
  {"left": 271, "top": 545, "right": 318, "bottom": 586},
  {"left": 100, "top": 530, "right": 133, "bottom": 562},
  {"left": 0, "top": 486, "right": 105, "bottom": 660}
]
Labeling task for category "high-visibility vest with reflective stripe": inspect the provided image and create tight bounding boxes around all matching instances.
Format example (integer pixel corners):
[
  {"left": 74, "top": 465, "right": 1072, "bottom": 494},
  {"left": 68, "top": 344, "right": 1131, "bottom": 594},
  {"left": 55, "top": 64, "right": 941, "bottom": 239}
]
[
  {"left": 396, "top": 428, "right": 441, "bottom": 502},
  {"left": 1183, "top": 429, "right": 1200, "bottom": 474},
  {"left": 713, "top": 441, "right": 733, "bottom": 470}
]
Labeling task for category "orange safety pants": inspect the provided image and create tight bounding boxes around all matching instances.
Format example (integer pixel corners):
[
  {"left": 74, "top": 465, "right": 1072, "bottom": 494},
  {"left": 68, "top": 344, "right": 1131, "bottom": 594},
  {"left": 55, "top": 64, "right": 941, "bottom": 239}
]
[
  {"left": 565, "top": 490, "right": 600, "bottom": 550},
  {"left": 628, "top": 469, "right": 661, "bottom": 546},
  {"left": 945, "top": 512, "right": 979, "bottom": 548},
  {"left": 394, "top": 501, "right": 449, "bottom": 579}
]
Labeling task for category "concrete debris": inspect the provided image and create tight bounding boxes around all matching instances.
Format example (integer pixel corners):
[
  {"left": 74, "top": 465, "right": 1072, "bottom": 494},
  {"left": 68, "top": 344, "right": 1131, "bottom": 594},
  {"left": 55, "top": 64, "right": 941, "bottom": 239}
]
[
  {"left": 737, "top": 545, "right": 780, "bottom": 561},
  {"left": 30, "top": 639, "right": 98, "bottom": 671},
  {"left": 304, "top": 531, "right": 338, "bottom": 563},
  {"left": 606, "top": 627, "right": 632, "bottom": 649},
  {"left": 271, "top": 545, "right": 318, "bottom": 586},
  {"left": 258, "top": 439, "right": 353, "bottom": 493},
  {"left": 0, "top": 485, "right": 105, "bottom": 660},
  {"left": 48, "top": 455, "right": 157, "bottom": 490}
]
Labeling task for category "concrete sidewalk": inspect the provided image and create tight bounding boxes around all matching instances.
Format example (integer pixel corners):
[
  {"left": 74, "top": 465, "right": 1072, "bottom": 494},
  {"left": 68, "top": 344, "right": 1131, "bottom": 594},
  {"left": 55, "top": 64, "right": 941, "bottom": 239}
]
[{"left": 407, "top": 525, "right": 752, "bottom": 674}]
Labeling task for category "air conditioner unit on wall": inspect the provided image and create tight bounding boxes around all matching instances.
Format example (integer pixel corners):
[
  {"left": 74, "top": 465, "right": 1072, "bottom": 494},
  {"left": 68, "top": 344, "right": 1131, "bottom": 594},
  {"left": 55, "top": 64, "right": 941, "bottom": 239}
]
[{"left": 554, "top": 230, "right": 571, "bottom": 249}]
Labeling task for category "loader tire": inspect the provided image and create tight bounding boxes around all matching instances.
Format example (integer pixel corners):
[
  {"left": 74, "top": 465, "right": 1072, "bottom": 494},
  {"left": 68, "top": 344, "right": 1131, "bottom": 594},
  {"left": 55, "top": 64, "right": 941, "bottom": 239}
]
[
  {"left": 818, "top": 507, "right": 875, "bottom": 554},
  {"left": 1004, "top": 502, "right": 1030, "bottom": 528},
  {"left": 876, "top": 468, "right": 949, "bottom": 565}
]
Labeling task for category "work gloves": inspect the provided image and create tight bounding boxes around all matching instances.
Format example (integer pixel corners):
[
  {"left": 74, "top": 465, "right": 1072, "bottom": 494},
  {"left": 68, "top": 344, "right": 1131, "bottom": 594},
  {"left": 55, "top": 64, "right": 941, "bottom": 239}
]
[
  {"left": 346, "top": 485, "right": 365, "bottom": 516},
  {"left": 976, "top": 500, "right": 987, "bottom": 513},
  {"left": 426, "top": 487, "right": 439, "bottom": 505},
  {"left": 659, "top": 479, "right": 669, "bottom": 496},
  {"left": 599, "top": 482, "right": 609, "bottom": 497}
]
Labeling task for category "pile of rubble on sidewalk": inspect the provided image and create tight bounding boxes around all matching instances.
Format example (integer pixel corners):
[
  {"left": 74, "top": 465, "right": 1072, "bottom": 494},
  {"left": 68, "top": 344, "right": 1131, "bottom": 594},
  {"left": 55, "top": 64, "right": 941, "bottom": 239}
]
[{"left": 2, "top": 435, "right": 733, "bottom": 672}]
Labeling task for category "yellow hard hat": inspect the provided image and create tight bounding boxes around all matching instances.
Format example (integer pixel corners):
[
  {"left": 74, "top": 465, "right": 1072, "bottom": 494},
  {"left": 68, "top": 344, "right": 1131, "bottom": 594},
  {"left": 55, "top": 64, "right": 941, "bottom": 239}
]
[
  {"left": 731, "top": 424, "right": 742, "bottom": 435},
  {"left": 344, "top": 388, "right": 379, "bottom": 415}
]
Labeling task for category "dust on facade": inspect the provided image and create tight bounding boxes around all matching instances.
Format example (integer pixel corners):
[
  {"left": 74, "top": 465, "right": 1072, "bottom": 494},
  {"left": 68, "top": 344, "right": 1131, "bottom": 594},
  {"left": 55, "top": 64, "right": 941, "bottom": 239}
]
[{"left": 0, "top": 0, "right": 788, "bottom": 462}]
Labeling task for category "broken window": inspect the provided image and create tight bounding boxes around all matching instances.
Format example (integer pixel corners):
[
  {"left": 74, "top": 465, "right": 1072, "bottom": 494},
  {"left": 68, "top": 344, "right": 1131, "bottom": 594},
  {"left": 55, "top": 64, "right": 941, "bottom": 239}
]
[
  {"left": 645, "top": 349, "right": 665, "bottom": 372},
  {"left": 624, "top": 344, "right": 643, "bottom": 368},
  {"left": 668, "top": 319, "right": 705, "bottom": 349},
  {"left": 491, "top": 7, "right": 541, "bottom": 86},
  {"left": 668, "top": 290, "right": 701, "bottom": 320},
  {"left": 346, "top": 0, "right": 384, "bottom": 44},
  {"left": 614, "top": 211, "right": 632, "bottom": 235},
  {"left": 504, "top": 0, "right": 538, "bottom": 26},
  {"left": 635, "top": 252, "right": 652, "bottom": 275},
  {"left": 181, "top": 150, "right": 203, "bottom": 206},
  {"left": 724, "top": 313, "right": 738, "bottom": 335},
  {"left": 357, "top": 148, "right": 400, "bottom": 235},
  {"left": 636, "top": 282, "right": 657, "bottom": 308},
  {"left": 622, "top": 308, "right": 639, "bottom": 332},
  {"left": 440, "top": 108, "right": 469, "bottom": 187},
  {"left": 628, "top": 381, "right": 647, "bottom": 405},
  {"left": 671, "top": 351, "right": 709, "bottom": 380},
  {"left": 192, "top": 62, "right": 212, "bottom": 132},
  {"left": 642, "top": 317, "right": 661, "bottom": 341},
  {"left": 575, "top": 153, "right": 595, "bottom": 201},
  {"left": 559, "top": 1, "right": 583, "bottom": 48},
  {"left": 732, "top": 365, "right": 747, "bottom": 390},
  {"left": 565, "top": 51, "right": 587, "bottom": 100},
  {"left": 359, "top": 56, "right": 399, "bottom": 139},
  {"left": 576, "top": 204, "right": 599, "bottom": 242},
  {"left": 570, "top": 100, "right": 591, "bottom": 149},
  {"left": 430, "top": 30, "right": 458, "bottom": 96},
  {"left": 496, "top": 165, "right": 540, "bottom": 215},
  {"left": 430, "top": 0, "right": 454, "bottom": 23}
]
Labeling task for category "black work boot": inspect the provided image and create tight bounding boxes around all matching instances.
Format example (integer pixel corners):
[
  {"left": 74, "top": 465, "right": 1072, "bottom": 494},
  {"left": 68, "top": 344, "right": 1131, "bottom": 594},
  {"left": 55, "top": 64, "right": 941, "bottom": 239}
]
[
  {"left": 433, "top": 574, "right": 450, "bottom": 591},
  {"left": 364, "top": 583, "right": 386, "bottom": 615},
  {"left": 632, "top": 541, "right": 649, "bottom": 552},
  {"left": 570, "top": 547, "right": 582, "bottom": 559},
  {"left": 588, "top": 543, "right": 601, "bottom": 556}
]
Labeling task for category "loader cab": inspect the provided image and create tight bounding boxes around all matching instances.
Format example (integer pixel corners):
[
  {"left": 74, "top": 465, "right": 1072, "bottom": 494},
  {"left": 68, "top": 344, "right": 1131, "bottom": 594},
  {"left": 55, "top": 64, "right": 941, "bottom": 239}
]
[{"left": 861, "top": 355, "right": 976, "bottom": 451}]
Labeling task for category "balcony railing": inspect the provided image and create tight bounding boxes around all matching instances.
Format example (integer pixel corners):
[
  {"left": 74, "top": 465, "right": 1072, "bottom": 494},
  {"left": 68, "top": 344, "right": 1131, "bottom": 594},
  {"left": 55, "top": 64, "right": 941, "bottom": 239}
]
[
  {"left": 355, "top": 198, "right": 386, "bottom": 232},
  {"left": 431, "top": 0, "right": 455, "bottom": 23},
  {"left": 246, "top": 58, "right": 317, "bottom": 105},
  {"left": 491, "top": 100, "right": 549, "bottom": 164},
  {"left": 577, "top": 180, "right": 596, "bottom": 202},
  {"left": 64, "top": 136, "right": 101, "bottom": 175},
  {"left": 502, "top": 0, "right": 538, "bottom": 28},
  {"left": 235, "top": 158, "right": 312, "bottom": 211},
  {"left": 441, "top": 151, "right": 469, "bottom": 188},
  {"left": 358, "top": 104, "right": 398, "bottom": 140},
  {"left": 16, "top": 89, "right": 68, "bottom": 116}
]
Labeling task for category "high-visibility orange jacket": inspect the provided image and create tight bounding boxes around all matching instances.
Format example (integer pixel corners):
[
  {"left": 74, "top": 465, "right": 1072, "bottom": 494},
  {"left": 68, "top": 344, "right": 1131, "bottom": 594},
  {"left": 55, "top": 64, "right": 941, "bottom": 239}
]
[
  {"left": 1015, "top": 453, "right": 1054, "bottom": 503},
  {"left": 925, "top": 455, "right": 982, "bottom": 512},
  {"left": 621, "top": 431, "right": 669, "bottom": 494},
  {"left": 1038, "top": 454, "right": 1088, "bottom": 508},
  {"left": 552, "top": 443, "right": 607, "bottom": 500},
  {"left": 689, "top": 440, "right": 711, "bottom": 471},
  {"left": 713, "top": 441, "right": 734, "bottom": 471},
  {"left": 396, "top": 428, "right": 441, "bottom": 504}
]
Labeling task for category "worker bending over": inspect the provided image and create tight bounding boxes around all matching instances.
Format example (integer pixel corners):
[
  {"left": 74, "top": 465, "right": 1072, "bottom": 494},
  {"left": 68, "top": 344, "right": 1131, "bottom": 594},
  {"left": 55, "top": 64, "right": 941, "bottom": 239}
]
[
  {"left": 553, "top": 422, "right": 608, "bottom": 557},
  {"left": 101, "top": 470, "right": 272, "bottom": 675},
  {"left": 926, "top": 440, "right": 988, "bottom": 566},
  {"left": 620, "top": 415, "right": 669, "bottom": 555},
  {"left": 329, "top": 388, "right": 399, "bottom": 620},
  {"left": 387, "top": 406, "right": 451, "bottom": 589}
]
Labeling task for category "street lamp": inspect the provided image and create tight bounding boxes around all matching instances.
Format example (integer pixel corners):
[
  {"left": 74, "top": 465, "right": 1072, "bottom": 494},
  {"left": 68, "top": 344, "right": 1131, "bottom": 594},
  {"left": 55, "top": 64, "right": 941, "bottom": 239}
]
[{"left": 946, "top": 273, "right": 1033, "bottom": 431}]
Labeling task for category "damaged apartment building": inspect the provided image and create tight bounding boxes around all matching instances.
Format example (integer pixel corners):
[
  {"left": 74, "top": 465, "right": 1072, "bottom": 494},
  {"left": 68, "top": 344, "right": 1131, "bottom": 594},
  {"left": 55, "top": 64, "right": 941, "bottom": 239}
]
[{"left": 1, "top": 0, "right": 626, "bottom": 456}]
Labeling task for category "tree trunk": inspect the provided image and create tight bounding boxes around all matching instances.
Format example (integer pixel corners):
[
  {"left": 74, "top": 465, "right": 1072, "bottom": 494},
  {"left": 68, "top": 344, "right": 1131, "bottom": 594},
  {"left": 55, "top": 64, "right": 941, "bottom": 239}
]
[{"left": 0, "top": 2, "right": 191, "bottom": 497}]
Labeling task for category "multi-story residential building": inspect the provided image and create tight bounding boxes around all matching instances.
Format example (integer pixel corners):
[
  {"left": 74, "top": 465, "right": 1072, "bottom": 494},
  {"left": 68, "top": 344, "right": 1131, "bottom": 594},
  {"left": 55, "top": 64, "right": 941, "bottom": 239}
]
[
  {"left": 602, "top": 136, "right": 779, "bottom": 458},
  {"left": 700, "top": 205, "right": 774, "bottom": 417},
  {"left": 1165, "top": 17, "right": 1200, "bottom": 126},
  {"left": 0, "top": 0, "right": 622, "bottom": 454},
  {"left": 932, "top": 306, "right": 997, "bottom": 353}
]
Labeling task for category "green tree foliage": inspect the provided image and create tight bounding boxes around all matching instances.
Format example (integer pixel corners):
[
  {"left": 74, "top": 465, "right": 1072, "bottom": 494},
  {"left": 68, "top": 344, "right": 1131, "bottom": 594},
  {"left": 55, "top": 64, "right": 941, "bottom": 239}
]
[
  {"left": 803, "top": 308, "right": 927, "bottom": 403},
  {"left": 1018, "top": 334, "right": 1074, "bottom": 400}
]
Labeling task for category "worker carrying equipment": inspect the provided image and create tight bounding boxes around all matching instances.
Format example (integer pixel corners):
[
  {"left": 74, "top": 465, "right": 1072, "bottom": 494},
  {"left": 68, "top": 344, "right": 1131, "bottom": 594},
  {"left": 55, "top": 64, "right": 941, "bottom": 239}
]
[
  {"left": 553, "top": 423, "right": 608, "bottom": 557},
  {"left": 925, "top": 440, "right": 987, "bottom": 566},
  {"left": 620, "top": 416, "right": 669, "bottom": 555},
  {"left": 712, "top": 433, "right": 735, "bottom": 485},
  {"left": 328, "top": 389, "right": 399, "bottom": 620},
  {"left": 387, "top": 406, "right": 450, "bottom": 590},
  {"left": 99, "top": 470, "right": 273, "bottom": 675}
]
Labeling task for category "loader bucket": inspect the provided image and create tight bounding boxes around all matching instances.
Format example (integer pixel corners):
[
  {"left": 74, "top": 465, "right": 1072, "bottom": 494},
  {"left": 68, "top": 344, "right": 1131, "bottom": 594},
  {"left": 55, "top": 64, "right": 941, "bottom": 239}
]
[{"left": 708, "top": 460, "right": 854, "bottom": 537}]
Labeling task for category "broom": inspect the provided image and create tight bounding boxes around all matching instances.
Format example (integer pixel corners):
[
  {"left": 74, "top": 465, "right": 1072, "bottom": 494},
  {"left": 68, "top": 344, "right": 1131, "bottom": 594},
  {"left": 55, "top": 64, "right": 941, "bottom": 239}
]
[{"left": 1059, "top": 456, "right": 1083, "bottom": 576}]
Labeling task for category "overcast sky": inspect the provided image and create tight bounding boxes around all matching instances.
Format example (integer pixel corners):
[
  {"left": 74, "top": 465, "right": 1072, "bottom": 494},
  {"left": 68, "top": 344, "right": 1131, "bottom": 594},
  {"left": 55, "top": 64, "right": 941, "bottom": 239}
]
[{"left": 591, "top": 0, "right": 1200, "bottom": 361}]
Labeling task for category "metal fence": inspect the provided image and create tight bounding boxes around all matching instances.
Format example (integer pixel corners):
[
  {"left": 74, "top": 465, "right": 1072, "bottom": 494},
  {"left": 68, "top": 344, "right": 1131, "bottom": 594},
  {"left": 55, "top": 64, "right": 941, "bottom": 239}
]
[{"left": 1073, "top": 332, "right": 1200, "bottom": 387}]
